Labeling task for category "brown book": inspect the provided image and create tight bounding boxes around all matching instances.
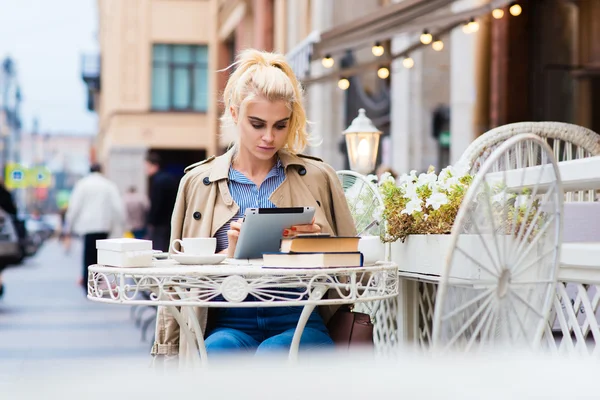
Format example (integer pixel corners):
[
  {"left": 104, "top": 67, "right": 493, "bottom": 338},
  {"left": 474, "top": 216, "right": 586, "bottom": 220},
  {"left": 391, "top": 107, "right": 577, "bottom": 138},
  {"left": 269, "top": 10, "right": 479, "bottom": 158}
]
[
  {"left": 280, "top": 235, "right": 360, "bottom": 253},
  {"left": 262, "top": 252, "right": 363, "bottom": 268}
]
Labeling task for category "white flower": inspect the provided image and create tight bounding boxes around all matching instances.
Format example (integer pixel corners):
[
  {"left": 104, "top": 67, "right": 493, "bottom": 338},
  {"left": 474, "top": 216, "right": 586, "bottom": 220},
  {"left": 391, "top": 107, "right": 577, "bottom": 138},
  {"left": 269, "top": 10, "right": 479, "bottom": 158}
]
[
  {"left": 438, "top": 175, "right": 461, "bottom": 191},
  {"left": 401, "top": 197, "right": 423, "bottom": 215},
  {"left": 426, "top": 192, "right": 449, "bottom": 210},
  {"left": 402, "top": 181, "right": 418, "bottom": 199},
  {"left": 379, "top": 172, "right": 395, "bottom": 185},
  {"left": 397, "top": 174, "right": 411, "bottom": 186},
  {"left": 438, "top": 166, "right": 454, "bottom": 182},
  {"left": 416, "top": 172, "right": 437, "bottom": 189},
  {"left": 366, "top": 174, "right": 378, "bottom": 184},
  {"left": 453, "top": 162, "right": 471, "bottom": 177},
  {"left": 409, "top": 170, "right": 418, "bottom": 181}
]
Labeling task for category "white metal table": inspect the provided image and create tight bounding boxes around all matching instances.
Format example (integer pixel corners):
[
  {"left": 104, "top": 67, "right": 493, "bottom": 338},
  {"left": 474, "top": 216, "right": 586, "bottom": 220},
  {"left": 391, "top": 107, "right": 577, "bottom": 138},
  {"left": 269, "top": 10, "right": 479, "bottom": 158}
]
[{"left": 87, "top": 260, "right": 398, "bottom": 366}]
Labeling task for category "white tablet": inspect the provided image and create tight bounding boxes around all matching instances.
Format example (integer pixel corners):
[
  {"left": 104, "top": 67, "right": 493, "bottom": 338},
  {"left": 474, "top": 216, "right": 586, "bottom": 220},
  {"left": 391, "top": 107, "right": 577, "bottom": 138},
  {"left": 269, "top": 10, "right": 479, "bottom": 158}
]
[{"left": 233, "top": 207, "right": 316, "bottom": 259}]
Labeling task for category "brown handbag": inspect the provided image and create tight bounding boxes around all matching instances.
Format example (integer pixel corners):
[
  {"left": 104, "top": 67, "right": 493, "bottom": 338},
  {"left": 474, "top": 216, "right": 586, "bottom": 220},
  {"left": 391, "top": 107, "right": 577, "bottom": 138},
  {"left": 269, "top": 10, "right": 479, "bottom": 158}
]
[{"left": 327, "top": 305, "right": 374, "bottom": 348}]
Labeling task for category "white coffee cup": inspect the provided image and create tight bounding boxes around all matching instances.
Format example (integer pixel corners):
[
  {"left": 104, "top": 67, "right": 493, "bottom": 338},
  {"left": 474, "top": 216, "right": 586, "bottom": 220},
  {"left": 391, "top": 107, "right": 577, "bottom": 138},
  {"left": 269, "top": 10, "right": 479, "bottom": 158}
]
[{"left": 172, "top": 238, "right": 216, "bottom": 256}]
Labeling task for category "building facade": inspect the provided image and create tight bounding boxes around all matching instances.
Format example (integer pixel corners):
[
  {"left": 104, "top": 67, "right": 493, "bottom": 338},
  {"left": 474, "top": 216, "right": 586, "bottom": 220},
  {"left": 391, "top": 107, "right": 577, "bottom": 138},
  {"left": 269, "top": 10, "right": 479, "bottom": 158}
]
[
  {"left": 83, "top": 0, "right": 220, "bottom": 194},
  {"left": 281, "top": 0, "right": 600, "bottom": 175}
]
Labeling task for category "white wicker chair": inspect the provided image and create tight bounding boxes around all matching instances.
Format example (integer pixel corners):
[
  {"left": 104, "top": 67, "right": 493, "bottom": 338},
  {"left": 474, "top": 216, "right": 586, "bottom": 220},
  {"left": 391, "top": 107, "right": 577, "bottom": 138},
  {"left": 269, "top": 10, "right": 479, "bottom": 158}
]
[
  {"left": 458, "top": 122, "right": 600, "bottom": 201},
  {"left": 453, "top": 121, "right": 600, "bottom": 354}
]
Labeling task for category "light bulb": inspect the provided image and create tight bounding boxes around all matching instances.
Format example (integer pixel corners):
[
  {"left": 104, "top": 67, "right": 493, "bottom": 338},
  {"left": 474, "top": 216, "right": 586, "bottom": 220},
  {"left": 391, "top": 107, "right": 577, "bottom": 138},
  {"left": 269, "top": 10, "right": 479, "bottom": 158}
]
[
  {"left": 402, "top": 57, "right": 414, "bottom": 69},
  {"left": 468, "top": 19, "right": 479, "bottom": 32},
  {"left": 357, "top": 138, "right": 370, "bottom": 157},
  {"left": 338, "top": 78, "right": 350, "bottom": 90},
  {"left": 492, "top": 8, "right": 504, "bottom": 19},
  {"left": 372, "top": 42, "right": 385, "bottom": 57},
  {"left": 509, "top": 3, "right": 522, "bottom": 16},
  {"left": 432, "top": 40, "right": 444, "bottom": 51},
  {"left": 462, "top": 23, "right": 471, "bottom": 34},
  {"left": 322, "top": 55, "right": 334, "bottom": 68},
  {"left": 377, "top": 66, "right": 390, "bottom": 79},
  {"left": 420, "top": 30, "right": 432, "bottom": 45}
]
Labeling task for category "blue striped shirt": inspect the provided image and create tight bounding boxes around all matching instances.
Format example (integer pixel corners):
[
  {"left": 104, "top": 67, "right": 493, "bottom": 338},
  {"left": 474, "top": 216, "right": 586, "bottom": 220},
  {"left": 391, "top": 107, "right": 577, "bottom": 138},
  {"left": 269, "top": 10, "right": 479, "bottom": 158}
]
[{"left": 214, "top": 159, "right": 285, "bottom": 252}]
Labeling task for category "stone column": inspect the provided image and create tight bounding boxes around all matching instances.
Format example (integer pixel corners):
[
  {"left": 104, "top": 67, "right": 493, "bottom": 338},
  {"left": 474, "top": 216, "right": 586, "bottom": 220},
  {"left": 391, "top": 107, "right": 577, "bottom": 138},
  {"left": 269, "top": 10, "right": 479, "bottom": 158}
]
[
  {"left": 390, "top": 33, "right": 413, "bottom": 174},
  {"left": 449, "top": 0, "right": 489, "bottom": 164},
  {"left": 305, "top": 0, "right": 345, "bottom": 169}
]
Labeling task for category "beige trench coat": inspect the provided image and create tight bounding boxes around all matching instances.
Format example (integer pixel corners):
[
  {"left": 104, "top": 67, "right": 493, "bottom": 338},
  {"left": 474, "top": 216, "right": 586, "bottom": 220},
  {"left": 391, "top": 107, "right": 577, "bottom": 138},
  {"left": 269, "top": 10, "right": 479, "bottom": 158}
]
[{"left": 151, "top": 148, "right": 357, "bottom": 356}]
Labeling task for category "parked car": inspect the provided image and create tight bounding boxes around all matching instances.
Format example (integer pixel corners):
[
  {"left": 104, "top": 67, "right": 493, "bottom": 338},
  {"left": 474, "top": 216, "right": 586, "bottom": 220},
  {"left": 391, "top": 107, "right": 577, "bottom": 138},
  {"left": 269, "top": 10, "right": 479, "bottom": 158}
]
[{"left": 0, "top": 209, "right": 24, "bottom": 273}]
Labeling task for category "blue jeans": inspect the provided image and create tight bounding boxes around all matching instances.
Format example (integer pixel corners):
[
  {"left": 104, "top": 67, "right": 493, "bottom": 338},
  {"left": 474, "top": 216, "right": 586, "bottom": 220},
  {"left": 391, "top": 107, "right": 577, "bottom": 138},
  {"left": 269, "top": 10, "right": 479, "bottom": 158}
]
[{"left": 205, "top": 306, "right": 333, "bottom": 355}]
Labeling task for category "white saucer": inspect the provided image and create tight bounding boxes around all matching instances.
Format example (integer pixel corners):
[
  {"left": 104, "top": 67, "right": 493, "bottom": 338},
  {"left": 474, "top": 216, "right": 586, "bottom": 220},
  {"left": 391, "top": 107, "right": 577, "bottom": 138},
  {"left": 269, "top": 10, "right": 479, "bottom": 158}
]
[{"left": 170, "top": 253, "right": 227, "bottom": 265}]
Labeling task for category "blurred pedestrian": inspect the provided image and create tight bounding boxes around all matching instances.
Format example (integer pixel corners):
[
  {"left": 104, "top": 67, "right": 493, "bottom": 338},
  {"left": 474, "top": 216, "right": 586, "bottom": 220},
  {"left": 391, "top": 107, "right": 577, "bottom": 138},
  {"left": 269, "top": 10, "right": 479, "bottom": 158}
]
[
  {"left": 145, "top": 152, "right": 178, "bottom": 252},
  {"left": 65, "top": 163, "right": 126, "bottom": 291},
  {"left": 123, "top": 186, "right": 149, "bottom": 239}
]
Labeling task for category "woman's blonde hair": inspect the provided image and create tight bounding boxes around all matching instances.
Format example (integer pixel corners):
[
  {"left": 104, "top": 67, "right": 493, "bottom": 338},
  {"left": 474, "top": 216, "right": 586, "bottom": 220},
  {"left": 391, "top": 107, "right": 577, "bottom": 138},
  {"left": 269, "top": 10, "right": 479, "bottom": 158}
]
[{"left": 220, "top": 49, "right": 311, "bottom": 154}]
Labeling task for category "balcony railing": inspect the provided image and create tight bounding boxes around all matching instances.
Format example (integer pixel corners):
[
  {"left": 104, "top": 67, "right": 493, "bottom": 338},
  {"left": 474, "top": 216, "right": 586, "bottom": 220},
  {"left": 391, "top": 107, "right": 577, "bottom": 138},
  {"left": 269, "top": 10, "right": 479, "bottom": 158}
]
[
  {"left": 81, "top": 54, "right": 100, "bottom": 90},
  {"left": 285, "top": 30, "right": 320, "bottom": 81},
  {"left": 81, "top": 54, "right": 100, "bottom": 112}
]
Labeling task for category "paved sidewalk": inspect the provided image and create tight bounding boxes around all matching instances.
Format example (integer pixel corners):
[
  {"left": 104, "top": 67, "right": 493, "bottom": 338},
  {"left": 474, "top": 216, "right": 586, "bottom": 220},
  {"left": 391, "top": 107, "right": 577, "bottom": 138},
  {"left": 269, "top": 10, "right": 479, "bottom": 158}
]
[{"left": 0, "top": 238, "right": 150, "bottom": 381}]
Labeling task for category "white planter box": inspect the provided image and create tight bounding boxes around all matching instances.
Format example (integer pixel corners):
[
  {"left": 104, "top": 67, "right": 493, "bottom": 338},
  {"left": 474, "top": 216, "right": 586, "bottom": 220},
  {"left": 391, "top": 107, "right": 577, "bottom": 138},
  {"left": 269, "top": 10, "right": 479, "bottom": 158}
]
[
  {"left": 391, "top": 234, "right": 531, "bottom": 281},
  {"left": 358, "top": 235, "right": 385, "bottom": 265},
  {"left": 391, "top": 234, "right": 472, "bottom": 279}
]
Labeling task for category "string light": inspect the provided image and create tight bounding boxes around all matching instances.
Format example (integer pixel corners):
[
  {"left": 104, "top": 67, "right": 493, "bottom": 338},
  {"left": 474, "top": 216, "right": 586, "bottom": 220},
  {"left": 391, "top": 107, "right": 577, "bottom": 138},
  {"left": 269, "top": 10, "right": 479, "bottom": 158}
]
[
  {"left": 432, "top": 40, "right": 444, "bottom": 52},
  {"left": 467, "top": 18, "right": 479, "bottom": 32},
  {"left": 420, "top": 30, "right": 432, "bottom": 45},
  {"left": 372, "top": 42, "right": 385, "bottom": 57},
  {"left": 377, "top": 66, "right": 390, "bottom": 79},
  {"left": 338, "top": 77, "right": 350, "bottom": 90},
  {"left": 322, "top": 54, "right": 334, "bottom": 68},
  {"left": 330, "top": 4, "right": 520, "bottom": 84},
  {"left": 509, "top": 2, "right": 522, "bottom": 16}
]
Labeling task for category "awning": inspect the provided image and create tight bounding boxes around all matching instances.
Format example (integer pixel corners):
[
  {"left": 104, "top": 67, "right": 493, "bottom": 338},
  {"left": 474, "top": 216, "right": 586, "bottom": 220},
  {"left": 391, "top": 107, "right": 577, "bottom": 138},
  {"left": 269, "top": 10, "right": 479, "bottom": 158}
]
[
  {"left": 286, "top": 0, "right": 513, "bottom": 85},
  {"left": 312, "top": 0, "right": 457, "bottom": 60}
]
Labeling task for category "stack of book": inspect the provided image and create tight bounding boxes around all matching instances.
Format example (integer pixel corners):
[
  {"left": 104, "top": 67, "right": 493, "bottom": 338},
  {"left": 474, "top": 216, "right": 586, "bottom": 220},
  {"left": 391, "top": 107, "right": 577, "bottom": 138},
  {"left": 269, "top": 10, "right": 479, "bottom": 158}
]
[{"left": 262, "top": 234, "right": 363, "bottom": 268}]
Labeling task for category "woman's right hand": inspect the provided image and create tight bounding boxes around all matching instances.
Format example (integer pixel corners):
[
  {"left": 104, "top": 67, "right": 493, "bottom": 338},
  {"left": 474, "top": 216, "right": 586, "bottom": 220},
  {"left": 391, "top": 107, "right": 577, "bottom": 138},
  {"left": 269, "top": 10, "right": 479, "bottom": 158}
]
[{"left": 225, "top": 218, "right": 243, "bottom": 258}]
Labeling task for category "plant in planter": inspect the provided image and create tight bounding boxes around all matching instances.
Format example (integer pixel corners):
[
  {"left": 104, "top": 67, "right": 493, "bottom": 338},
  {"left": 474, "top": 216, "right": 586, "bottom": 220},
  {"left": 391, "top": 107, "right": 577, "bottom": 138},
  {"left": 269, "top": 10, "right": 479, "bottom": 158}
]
[
  {"left": 376, "top": 164, "right": 548, "bottom": 278},
  {"left": 377, "top": 166, "right": 473, "bottom": 243}
]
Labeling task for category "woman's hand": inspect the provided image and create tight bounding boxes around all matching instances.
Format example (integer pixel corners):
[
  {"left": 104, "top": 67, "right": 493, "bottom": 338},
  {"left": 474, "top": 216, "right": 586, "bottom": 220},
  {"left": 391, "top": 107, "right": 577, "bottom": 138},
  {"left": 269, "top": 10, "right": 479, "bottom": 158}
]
[
  {"left": 225, "top": 218, "right": 243, "bottom": 258},
  {"left": 283, "top": 217, "right": 321, "bottom": 238}
]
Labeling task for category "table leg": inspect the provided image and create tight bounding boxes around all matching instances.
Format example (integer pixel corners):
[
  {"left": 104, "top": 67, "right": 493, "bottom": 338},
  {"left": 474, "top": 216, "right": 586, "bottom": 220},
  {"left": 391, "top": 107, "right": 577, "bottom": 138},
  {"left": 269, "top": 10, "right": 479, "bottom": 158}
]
[
  {"left": 165, "top": 305, "right": 203, "bottom": 368},
  {"left": 289, "top": 284, "right": 328, "bottom": 362},
  {"left": 173, "top": 287, "right": 209, "bottom": 366}
]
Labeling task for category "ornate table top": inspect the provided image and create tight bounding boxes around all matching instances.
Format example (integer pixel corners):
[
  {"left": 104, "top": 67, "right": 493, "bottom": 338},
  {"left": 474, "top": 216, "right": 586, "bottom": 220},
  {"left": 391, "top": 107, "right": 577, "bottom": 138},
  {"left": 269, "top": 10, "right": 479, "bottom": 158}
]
[{"left": 87, "top": 260, "right": 398, "bottom": 307}]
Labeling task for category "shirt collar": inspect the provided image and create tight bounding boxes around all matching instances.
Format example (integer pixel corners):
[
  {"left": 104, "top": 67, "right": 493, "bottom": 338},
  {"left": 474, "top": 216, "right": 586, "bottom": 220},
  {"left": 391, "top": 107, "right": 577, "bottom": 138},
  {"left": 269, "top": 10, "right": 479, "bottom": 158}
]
[
  {"left": 209, "top": 147, "right": 305, "bottom": 182},
  {"left": 228, "top": 158, "right": 284, "bottom": 183}
]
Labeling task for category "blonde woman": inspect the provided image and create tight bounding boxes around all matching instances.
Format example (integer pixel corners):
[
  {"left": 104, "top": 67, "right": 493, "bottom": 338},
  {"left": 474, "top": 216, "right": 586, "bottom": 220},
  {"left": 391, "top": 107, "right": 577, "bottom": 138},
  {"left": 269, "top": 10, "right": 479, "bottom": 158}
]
[{"left": 152, "top": 49, "right": 356, "bottom": 358}]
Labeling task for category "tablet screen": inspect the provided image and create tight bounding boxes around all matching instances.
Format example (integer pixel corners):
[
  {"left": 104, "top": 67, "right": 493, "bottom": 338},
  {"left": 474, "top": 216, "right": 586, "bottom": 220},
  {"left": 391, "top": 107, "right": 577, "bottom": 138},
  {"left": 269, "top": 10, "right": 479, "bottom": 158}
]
[{"left": 233, "top": 207, "right": 315, "bottom": 259}]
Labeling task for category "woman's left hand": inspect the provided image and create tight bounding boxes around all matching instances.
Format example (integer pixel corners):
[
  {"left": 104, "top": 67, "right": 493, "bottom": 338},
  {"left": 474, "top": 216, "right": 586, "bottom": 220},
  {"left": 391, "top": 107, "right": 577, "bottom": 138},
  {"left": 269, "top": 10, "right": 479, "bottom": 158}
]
[{"left": 283, "top": 217, "right": 321, "bottom": 237}]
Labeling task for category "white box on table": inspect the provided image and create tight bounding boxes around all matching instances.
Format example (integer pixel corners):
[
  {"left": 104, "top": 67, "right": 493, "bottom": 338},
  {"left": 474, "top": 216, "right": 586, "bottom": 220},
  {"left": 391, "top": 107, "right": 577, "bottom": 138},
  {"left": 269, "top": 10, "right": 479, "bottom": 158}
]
[
  {"left": 96, "top": 238, "right": 154, "bottom": 267},
  {"left": 96, "top": 238, "right": 153, "bottom": 252}
]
